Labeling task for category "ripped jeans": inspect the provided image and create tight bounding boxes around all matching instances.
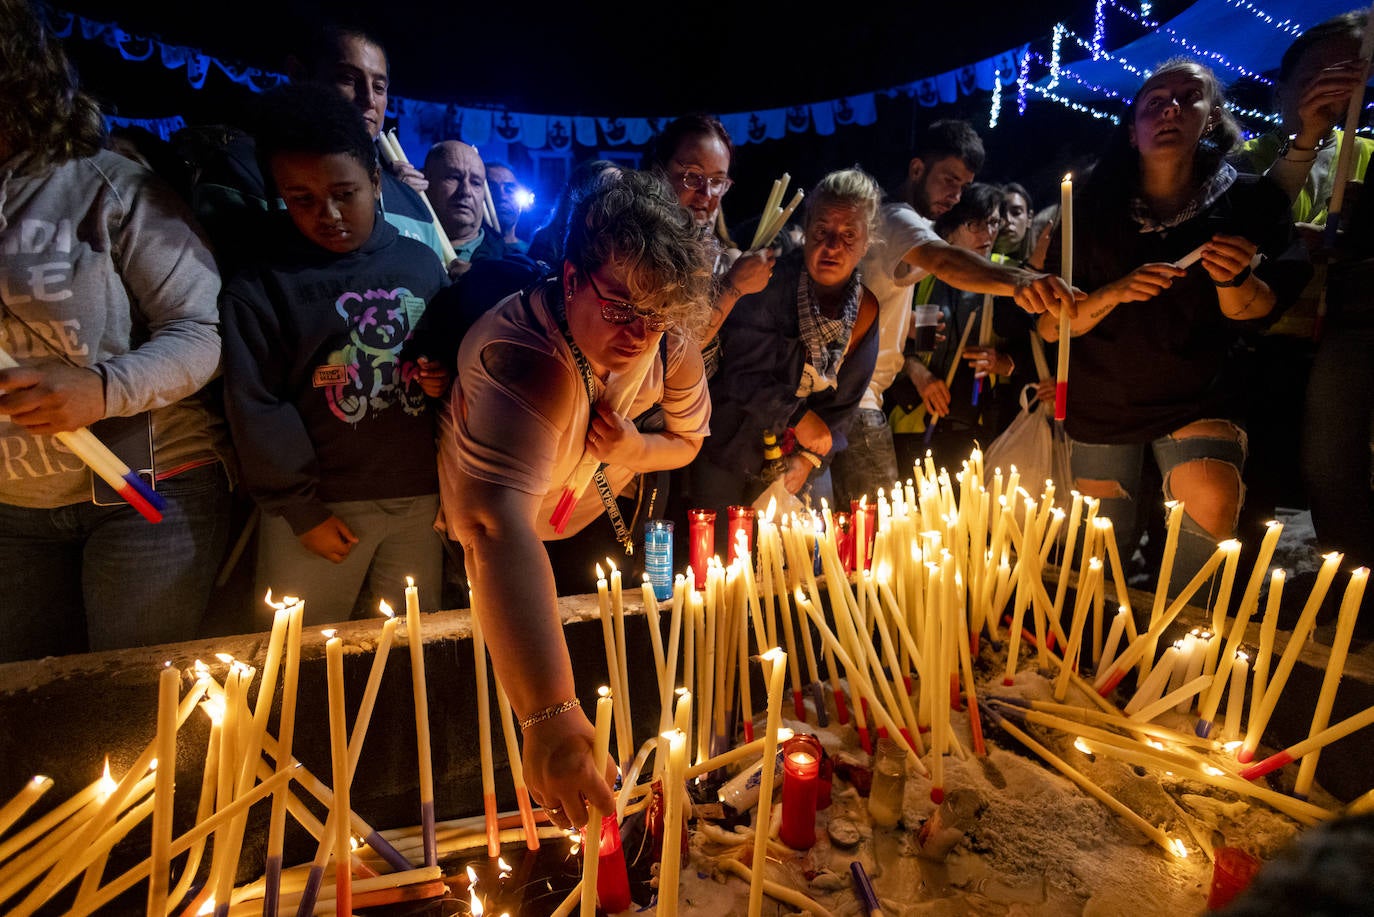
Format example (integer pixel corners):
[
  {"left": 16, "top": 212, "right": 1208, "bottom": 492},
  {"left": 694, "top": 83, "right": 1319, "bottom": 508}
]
[{"left": 1070, "top": 421, "right": 1247, "bottom": 597}]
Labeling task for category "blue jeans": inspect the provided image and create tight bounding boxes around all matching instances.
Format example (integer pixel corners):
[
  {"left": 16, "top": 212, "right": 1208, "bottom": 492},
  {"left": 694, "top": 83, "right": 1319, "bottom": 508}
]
[
  {"left": 0, "top": 463, "right": 232, "bottom": 662},
  {"left": 831, "top": 409, "right": 899, "bottom": 508},
  {"left": 1071, "top": 424, "right": 1246, "bottom": 597}
]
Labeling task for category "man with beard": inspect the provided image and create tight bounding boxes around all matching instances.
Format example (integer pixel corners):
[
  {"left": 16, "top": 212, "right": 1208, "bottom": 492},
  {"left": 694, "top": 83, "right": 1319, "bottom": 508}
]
[{"left": 831, "top": 120, "right": 1080, "bottom": 507}]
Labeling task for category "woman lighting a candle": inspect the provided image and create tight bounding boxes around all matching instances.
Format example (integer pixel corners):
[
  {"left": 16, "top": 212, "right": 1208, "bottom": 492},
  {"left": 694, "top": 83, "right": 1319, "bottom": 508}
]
[
  {"left": 1039, "top": 58, "right": 1305, "bottom": 596},
  {"left": 438, "top": 171, "right": 712, "bottom": 830}
]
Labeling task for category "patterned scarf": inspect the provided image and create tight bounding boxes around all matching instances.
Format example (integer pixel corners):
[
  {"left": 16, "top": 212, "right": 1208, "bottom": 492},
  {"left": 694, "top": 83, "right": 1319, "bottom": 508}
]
[
  {"left": 795, "top": 266, "right": 862, "bottom": 397},
  {"left": 1129, "top": 161, "right": 1237, "bottom": 233}
]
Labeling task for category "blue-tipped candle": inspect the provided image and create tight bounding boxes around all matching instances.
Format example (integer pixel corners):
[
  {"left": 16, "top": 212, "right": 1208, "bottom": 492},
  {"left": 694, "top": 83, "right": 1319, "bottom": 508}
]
[{"left": 850, "top": 860, "right": 883, "bottom": 915}]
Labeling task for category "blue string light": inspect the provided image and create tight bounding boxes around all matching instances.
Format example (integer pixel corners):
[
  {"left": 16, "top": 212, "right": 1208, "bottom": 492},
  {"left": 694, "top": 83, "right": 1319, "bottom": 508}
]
[{"left": 990, "top": 69, "right": 1004, "bottom": 128}]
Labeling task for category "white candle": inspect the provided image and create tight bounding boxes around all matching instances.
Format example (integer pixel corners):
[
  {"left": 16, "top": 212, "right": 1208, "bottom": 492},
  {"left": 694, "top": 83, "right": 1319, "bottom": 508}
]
[
  {"left": 1221, "top": 652, "right": 1250, "bottom": 744},
  {"left": 324, "top": 633, "right": 352, "bottom": 917},
  {"left": 147, "top": 665, "right": 180, "bottom": 917},
  {"left": 1294, "top": 567, "right": 1368, "bottom": 796},
  {"left": 1240, "top": 552, "right": 1343, "bottom": 763},
  {"left": 404, "top": 577, "right": 437, "bottom": 867},
  {"left": 749, "top": 649, "right": 787, "bottom": 917},
  {"left": 581, "top": 687, "right": 614, "bottom": 917},
  {"left": 1055, "top": 174, "right": 1073, "bottom": 421},
  {"left": 658, "top": 729, "right": 687, "bottom": 917}
]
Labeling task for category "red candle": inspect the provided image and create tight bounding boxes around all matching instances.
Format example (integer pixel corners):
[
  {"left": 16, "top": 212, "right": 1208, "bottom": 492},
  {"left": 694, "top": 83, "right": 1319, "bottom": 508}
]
[
  {"left": 596, "top": 813, "right": 632, "bottom": 913},
  {"left": 834, "top": 512, "right": 854, "bottom": 573},
  {"left": 727, "top": 505, "right": 756, "bottom": 562},
  {"left": 850, "top": 500, "right": 877, "bottom": 571},
  {"left": 779, "top": 734, "right": 822, "bottom": 849},
  {"left": 688, "top": 509, "right": 716, "bottom": 585}
]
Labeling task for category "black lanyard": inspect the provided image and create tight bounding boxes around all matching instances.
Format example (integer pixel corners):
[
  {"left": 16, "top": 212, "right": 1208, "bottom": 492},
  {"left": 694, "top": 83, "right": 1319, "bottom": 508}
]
[{"left": 551, "top": 287, "right": 635, "bottom": 555}]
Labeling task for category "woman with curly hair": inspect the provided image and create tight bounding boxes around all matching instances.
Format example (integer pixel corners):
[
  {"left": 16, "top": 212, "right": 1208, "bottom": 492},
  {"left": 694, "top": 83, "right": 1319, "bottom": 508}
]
[
  {"left": 0, "top": 0, "right": 229, "bottom": 661},
  {"left": 437, "top": 169, "right": 711, "bottom": 833}
]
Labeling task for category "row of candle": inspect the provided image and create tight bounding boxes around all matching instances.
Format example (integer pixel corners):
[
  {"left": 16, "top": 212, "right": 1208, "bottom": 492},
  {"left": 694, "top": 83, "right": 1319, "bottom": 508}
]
[{"left": 0, "top": 580, "right": 447, "bottom": 917}]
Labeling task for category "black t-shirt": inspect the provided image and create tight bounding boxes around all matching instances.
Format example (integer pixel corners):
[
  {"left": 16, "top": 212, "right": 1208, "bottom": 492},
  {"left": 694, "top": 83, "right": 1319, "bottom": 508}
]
[{"left": 1051, "top": 173, "right": 1303, "bottom": 444}]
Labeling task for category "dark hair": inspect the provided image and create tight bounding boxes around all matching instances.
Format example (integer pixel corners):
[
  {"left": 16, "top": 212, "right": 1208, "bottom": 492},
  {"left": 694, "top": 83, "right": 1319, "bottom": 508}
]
[
  {"left": 647, "top": 114, "right": 734, "bottom": 172},
  {"left": 1082, "top": 58, "right": 1239, "bottom": 227},
  {"left": 934, "top": 182, "right": 1004, "bottom": 239},
  {"left": 913, "top": 119, "right": 986, "bottom": 174},
  {"left": 1001, "top": 182, "right": 1032, "bottom": 214},
  {"left": 254, "top": 82, "right": 378, "bottom": 179},
  {"left": 1278, "top": 11, "right": 1364, "bottom": 83},
  {"left": 0, "top": 0, "right": 106, "bottom": 170},
  {"left": 298, "top": 23, "right": 389, "bottom": 79},
  {"left": 529, "top": 158, "right": 621, "bottom": 265},
  {"left": 564, "top": 169, "right": 712, "bottom": 333}
]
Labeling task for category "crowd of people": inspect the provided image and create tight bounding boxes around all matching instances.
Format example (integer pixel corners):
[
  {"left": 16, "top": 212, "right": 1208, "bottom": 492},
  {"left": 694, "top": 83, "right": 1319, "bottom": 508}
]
[{"left": 2, "top": 0, "right": 1373, "bottom": 831}]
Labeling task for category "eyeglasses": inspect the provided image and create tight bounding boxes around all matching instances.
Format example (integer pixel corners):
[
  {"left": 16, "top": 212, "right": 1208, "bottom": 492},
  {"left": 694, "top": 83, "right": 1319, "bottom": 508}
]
[
  {"left": 965, "top": 216, "right": 1004, "bottom": 235},
  {"left": 673, "top": 168, "right": 733, "bottom": 196},
  {"left": 586, "top": 271, "right": 674, "bottom": 332}
]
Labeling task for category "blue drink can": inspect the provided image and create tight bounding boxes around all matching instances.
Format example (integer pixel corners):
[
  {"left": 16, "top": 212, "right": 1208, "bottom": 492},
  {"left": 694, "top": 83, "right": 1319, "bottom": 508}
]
[{"left": 644, "top": 520, "right": 674, "bottom": 601}]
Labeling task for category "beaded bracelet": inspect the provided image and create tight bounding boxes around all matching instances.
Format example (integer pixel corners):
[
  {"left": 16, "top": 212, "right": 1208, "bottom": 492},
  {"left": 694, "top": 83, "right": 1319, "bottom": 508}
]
[{"left": 518, "top": 698, "right": 581, "bottom": 731}]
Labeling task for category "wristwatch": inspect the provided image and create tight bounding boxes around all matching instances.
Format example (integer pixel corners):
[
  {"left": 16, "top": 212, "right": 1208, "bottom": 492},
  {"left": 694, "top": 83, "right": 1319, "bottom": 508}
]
[{"left": 1276, "top": 133, "right": 1330, "bottom": 161}]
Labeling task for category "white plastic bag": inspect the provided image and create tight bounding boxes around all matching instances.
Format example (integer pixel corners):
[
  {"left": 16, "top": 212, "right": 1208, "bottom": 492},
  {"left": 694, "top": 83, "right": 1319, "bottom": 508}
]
[{"left": 984, "top": 385, "right": 1072, "bottom": 499}]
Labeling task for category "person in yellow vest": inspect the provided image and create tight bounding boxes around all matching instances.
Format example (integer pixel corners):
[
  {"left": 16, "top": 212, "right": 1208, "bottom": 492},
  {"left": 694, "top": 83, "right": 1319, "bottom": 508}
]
[{"left": 1233, "top": 13, "right": 1373, "bottom": 631}]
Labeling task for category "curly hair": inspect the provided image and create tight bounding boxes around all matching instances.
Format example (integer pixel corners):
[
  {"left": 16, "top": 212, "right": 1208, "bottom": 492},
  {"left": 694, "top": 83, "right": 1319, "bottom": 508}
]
[
  {"left": 253, "top": 82, "right": 378, "bottom": 181},
  {"left": 806, "top": 166, "right": 884, "bottom": 243},
  {"left": 0, "top": 0, "right": 105, "bottom": 170},
  {"left": 564, "top": 169, "right": 714, "bottom": 339}
]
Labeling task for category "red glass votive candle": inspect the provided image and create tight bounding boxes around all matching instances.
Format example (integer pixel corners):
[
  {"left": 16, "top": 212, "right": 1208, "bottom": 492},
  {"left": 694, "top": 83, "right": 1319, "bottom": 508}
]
[
  {"left": 779, "top": 734, "right": 823, "bottom": 849},
  {"left": 850, "top": 499, "right": 878, "bottom": 571},
  {"left": 727, "top": 505, "right": 756, "bottom": 563},
  {"left": 834, "top": 512, "right": 854, "bottom": 573},
  {"left": 596, "top": 813, "right": 632, "bottom": 913},
  {"left": 688, "top": 509, "right": 716, "bottom": 587},
  {"left": 1207, "top": 846, "right": 1260, "bottom": 910}
]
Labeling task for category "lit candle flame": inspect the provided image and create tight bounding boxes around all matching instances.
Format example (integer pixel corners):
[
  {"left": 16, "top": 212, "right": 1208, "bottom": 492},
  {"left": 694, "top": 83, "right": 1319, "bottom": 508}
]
[
  {"left": 1223, "top": 740, "right": 1244, "bottom": 752},
  {"left": 1169, "top": 838, "right": 1188, "bottom": 858},
  {"left": 407, "top": 575, "right": 415, "bottom": 588},
  {"left": 197, "top": 897, "right": 216, "bottom": 916},
  {"left": 595, "top": 563, "right": 605, "bottom": 581},
  {"left": 200, "top": 695, "right": 226, "bottom": 725},
  {"left": 214, "top": 653, "right": 234, "bottom": 665},
  {"left": 1073, "top": 737, "right": 1093, "bottom": 755},
  {"left": 98, "top": 758, "right": 116, "bottom": 798},
  {"left": 598, "top": 685, "right": 612, "bottom": 699},
  {"left": 498, "top": 857, "right": 512, "bottom": 877},
  {"left": 379, "top": 599, "right": 394, "bottom": 619},
  {"left": 322, "top": 629, "right": 337, "bottom": 639}
]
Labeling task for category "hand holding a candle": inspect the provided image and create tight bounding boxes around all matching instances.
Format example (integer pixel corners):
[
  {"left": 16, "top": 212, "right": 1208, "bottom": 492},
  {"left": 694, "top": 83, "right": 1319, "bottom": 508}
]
[
  {"left": 522, "top": 709, "right": 617, "bottom": 830},
  {"left": 0, "top": 362, "right": 106, "bottom": 434},
  {"left": 1010, "top": 270, "right": 1080, "bottom": 319}
]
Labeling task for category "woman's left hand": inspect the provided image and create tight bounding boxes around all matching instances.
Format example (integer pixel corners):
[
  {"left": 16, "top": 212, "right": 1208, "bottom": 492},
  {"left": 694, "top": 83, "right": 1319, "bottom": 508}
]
[
  {"left": 586, "top": 401, "right": 643, "bottom": 464},
  {"left": 1201, "top": 234, "right": 1258, "bottom": 285}
]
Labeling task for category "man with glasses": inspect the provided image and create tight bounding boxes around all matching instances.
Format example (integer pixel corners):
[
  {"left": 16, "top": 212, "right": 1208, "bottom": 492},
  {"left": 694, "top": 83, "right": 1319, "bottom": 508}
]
[
  {"left": 438, "top": 171, "right": 712, "bottom": 837},
  {"left": 832, "top": 120, "right": 1080, "bottom": 507}
]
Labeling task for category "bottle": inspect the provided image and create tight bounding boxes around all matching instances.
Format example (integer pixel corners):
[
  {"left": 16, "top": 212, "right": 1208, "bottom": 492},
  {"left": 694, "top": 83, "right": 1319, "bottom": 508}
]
[
  {"left": 644, "top": 520, "right": 674, "bottom": 601},
  {"left": 867, "top": 737, "right": 908, "bottom": 828},
  {"left": 759, "top": 429, "right": 787, "bottom": 485}
]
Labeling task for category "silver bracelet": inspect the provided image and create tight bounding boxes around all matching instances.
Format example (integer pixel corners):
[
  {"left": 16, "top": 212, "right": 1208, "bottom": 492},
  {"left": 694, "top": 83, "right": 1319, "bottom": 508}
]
[{"left": 518, "top": 698, "right": 581, "bottom": 731}]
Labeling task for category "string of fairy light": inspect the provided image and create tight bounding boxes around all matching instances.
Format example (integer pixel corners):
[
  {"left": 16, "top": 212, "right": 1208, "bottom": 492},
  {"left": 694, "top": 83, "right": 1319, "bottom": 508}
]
[{"left": 991, "top": 0, "right": 1337, "bottom": 132}]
